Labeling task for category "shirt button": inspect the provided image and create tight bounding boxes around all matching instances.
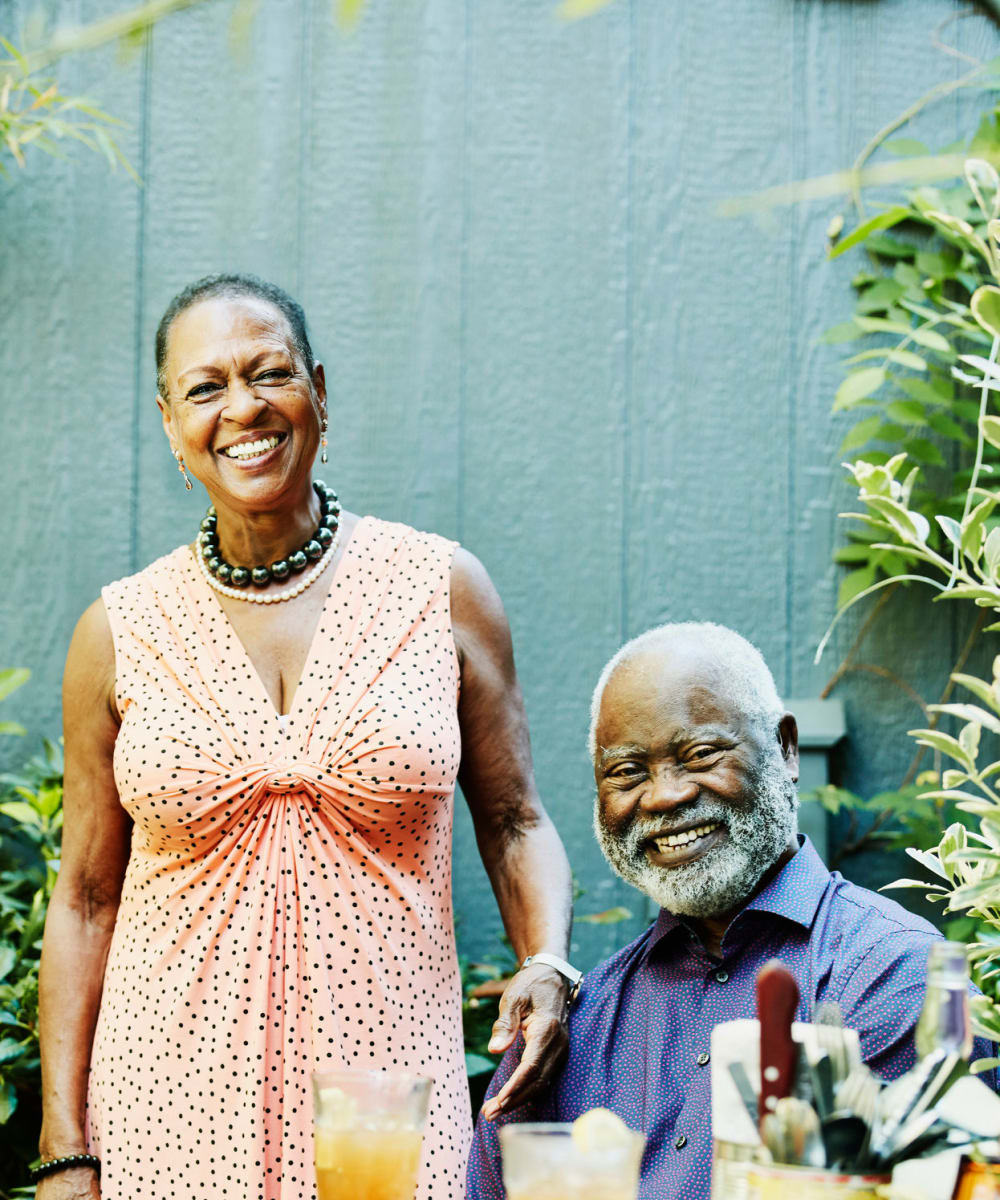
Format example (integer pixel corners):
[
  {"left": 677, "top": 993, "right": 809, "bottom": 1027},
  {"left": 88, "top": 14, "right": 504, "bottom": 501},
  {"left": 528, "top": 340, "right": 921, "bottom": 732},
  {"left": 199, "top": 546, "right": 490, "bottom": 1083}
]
[
  {"left": 697, "top": 1052, "right": 710, "bottom": 1066},
  {"left": 675, "top": 1135, "right": 687, "bottom": 1150},
  {"left": 714, "top": 969, "right": 729, "bottom": 983}
]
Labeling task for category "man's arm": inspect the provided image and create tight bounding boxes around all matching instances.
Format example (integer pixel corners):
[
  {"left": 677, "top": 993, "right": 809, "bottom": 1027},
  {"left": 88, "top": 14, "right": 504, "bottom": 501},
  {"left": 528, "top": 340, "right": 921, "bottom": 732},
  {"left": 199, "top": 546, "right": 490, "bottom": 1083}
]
[{"left": 452, "top": 547, "right": 574, "bottom": 1117}]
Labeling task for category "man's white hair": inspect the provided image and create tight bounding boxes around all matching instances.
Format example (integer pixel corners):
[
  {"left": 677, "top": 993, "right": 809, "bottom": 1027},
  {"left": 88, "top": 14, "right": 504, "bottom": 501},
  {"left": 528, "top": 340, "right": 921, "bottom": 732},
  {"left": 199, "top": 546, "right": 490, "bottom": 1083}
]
[{"left": 587, "top": 621, "right": 784, "bottom": 760}]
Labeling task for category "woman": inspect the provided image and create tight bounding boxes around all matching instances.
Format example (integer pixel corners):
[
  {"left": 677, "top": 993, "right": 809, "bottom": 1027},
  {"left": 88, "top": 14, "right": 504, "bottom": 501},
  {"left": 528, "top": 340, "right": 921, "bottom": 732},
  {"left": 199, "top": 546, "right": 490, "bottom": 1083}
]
[{"left": 36, "top": 275, "right": 574, "bottom": 1200}]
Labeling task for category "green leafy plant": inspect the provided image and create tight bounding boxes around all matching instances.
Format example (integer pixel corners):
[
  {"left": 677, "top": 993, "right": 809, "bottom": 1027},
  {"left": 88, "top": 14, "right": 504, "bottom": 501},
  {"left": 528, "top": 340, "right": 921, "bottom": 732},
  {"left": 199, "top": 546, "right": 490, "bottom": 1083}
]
[
  {"left": 825, "top": 197, "right": 1000, "bottom": 1055},
  {"left": 0, "top": 672, "right": 62, "bottom": 1194},
  {"left": 822, "top": 113, "right": 1000, "bottom": 611}
]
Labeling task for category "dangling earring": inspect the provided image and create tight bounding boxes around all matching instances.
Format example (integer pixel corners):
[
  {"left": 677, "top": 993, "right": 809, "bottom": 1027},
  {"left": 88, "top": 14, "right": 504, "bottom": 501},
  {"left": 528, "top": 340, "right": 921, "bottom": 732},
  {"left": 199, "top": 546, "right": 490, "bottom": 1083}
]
[
  {"left": 320, "top": 415, "right": 328, "bottom": 465},
  {"left": 173, "top": 448, "right": 193, "bottom": 491}
]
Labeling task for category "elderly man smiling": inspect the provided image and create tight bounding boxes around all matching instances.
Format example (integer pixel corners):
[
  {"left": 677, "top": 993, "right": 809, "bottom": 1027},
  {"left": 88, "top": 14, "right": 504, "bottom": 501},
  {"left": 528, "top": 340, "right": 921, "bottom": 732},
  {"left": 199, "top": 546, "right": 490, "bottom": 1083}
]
[{"left": 466, "top": 621, "right": 994, "bottom": 1200}]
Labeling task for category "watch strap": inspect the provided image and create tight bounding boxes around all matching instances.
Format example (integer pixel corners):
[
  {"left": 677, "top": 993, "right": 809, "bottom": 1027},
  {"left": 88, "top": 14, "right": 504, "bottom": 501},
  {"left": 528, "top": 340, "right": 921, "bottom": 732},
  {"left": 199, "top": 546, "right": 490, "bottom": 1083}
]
[{"left": 521, "top": 952, "right": 583, "bottom": 1003}]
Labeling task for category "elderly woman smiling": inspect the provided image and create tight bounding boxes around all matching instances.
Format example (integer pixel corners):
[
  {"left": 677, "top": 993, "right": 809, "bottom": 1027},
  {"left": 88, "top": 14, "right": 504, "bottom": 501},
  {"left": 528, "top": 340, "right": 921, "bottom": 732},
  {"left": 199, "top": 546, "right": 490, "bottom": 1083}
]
[{"left": 35, "top": 275, "right": 574, "bottom": 1200}]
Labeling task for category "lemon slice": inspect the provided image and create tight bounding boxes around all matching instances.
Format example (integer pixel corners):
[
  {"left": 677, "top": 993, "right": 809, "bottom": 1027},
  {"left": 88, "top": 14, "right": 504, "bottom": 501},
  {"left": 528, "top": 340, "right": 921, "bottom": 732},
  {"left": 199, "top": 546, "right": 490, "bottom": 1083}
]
[{"left": 571, "top": 1107, "right": 632, "bottom": 1152}]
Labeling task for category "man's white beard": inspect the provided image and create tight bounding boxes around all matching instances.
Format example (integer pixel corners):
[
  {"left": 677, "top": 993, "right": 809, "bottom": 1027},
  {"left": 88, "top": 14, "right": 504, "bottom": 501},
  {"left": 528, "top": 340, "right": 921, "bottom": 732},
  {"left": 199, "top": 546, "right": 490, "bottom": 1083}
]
[{"left": 593, "top": 753, "right": 799, "bottom": 919}]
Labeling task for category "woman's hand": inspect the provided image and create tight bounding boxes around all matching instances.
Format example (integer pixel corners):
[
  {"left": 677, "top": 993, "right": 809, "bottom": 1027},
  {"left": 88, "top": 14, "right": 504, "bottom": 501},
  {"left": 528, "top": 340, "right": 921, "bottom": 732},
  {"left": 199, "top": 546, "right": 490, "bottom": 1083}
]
[
  {"left": 480, "top": 963, "right": 570, "bottom": 1119},
  {"left": 451, "top": 549, "right": 575, "bottom": 1119},
  {"left": 36, "top": 1166, "right": 101, "bottom": 1199}
]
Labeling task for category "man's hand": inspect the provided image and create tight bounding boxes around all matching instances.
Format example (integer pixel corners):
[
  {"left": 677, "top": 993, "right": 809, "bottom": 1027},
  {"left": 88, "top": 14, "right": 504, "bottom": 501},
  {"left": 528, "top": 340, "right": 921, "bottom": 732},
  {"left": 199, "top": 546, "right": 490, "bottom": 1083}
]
[{"left": 479, "top": 964, "right": 569, "bottom": 1120}]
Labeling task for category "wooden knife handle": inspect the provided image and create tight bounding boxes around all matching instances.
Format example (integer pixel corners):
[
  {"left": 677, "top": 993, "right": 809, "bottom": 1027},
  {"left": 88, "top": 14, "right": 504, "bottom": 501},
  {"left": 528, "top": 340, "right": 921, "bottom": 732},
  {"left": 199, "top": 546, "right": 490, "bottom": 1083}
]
[{"left": 756, "top": 959, "right": 800, "bottom": 1126}]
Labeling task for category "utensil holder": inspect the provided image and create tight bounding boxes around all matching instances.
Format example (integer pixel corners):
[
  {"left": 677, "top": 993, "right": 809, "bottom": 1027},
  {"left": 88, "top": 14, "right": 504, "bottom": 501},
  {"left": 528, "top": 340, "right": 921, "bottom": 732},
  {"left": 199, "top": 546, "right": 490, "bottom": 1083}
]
[{"left": 711, "top": 1142, "right": 889, "bottom": 1200}]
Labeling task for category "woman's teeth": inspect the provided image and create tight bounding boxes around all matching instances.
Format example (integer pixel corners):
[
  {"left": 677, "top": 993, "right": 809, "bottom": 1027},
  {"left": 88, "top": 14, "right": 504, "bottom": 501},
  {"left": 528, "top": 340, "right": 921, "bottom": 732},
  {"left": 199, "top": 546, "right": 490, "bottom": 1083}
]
[
  {"left": 654, "top": 822, "right": 720, "bottom": 851},
  {"left": 222, "top": 435, "right": 281, "bottom": 460}
]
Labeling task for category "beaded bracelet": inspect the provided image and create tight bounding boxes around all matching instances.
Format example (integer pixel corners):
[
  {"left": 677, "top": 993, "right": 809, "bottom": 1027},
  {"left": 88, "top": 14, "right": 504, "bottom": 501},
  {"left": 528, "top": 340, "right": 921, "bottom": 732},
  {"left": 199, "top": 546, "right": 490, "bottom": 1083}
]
[{"left": 29, "top": 1153, "right": 101, "bottom": 1182}]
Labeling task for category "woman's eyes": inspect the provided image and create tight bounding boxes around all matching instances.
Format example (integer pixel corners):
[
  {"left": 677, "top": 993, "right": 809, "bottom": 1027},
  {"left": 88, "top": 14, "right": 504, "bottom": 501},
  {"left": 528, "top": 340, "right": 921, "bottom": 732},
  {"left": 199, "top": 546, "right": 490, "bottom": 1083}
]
[
  {"left": 185, "top": 370, "right": 289, "bottom": 399},
  {"left": 188, "top": 382, "right": 221, "bottom": 399}
]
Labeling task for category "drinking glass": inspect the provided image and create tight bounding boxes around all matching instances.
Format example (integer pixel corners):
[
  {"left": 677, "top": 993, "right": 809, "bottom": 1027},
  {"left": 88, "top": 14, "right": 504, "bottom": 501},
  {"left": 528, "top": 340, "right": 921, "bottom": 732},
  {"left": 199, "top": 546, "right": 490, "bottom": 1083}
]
[
  {"left": 499, "top": 1122, "right": 645, "bottom": 1200},
  {"left": 312, "top": 1069, "right": 433, "bottom": 1200}
]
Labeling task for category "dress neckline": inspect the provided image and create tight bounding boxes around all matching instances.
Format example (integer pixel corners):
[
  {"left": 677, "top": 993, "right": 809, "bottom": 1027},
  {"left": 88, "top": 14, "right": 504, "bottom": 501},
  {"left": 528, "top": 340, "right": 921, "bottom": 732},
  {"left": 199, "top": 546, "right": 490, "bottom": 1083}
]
[{"left": 181, "top": 514, "right": 373, "bottom": 724}]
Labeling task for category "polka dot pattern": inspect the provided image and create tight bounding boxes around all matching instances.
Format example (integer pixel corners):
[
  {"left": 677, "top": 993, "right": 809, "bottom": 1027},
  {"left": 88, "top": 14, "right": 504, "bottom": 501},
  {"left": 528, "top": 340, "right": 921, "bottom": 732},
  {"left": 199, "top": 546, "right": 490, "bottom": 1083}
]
[{"left": 86, "top": 516, "right": 471, "bottom": 1200}]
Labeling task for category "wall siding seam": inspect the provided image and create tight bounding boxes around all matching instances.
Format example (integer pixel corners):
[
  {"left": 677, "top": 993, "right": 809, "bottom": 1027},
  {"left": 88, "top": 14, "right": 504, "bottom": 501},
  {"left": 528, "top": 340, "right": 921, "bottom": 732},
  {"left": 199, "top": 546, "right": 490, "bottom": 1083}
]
[
  {"left": 130, "top": 29, "right": 154, "bottom": 575},
  {"left": 620, "top": 0, "right": 637, "bottom": 648}
]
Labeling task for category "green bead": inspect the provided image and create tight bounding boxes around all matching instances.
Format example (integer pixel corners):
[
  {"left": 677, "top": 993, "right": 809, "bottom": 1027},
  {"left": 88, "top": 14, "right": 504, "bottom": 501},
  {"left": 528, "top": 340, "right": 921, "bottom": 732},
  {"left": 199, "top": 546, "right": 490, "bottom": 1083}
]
[
  {"left": 230, "top": 566, "right": 251, "bottom": 587},
  {"left": 317, "top": 526, "right": 334, "bottom": 548},
  {"left": 208, "top": 557, "right": 222, "bottom": 574},
  {"left": 201, "top": 542, "right": 214, "bottom": 560},
  {"left": 251, "top": 566, "right": 271, "bottom": 586},
  {"left": 216, "top": 563, "right": 232, "bottom": 583},
  {"left": 304, "top": 539, "right": 323, "bottom": 561},
  {"left": 270, "top": 559, "right": 291, "bottom": 580},
  {"left": 289, "top": 551, "right": 307, "bottom": 571}
]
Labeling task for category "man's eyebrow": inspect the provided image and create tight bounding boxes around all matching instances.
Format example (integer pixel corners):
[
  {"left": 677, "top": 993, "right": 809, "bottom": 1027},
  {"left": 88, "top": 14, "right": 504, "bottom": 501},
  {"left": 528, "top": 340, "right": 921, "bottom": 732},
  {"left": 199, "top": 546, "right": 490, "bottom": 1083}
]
[{"left": 597, "top": 744, "right": 646, "bottom": 769}]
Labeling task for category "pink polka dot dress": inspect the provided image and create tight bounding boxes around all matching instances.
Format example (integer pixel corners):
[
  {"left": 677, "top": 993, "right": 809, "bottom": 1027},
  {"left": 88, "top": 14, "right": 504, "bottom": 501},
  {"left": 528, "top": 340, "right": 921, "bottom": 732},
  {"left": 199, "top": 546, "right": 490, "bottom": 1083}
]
[{"left": 86, "top": 516, "right": 472, "bottom": 1199}]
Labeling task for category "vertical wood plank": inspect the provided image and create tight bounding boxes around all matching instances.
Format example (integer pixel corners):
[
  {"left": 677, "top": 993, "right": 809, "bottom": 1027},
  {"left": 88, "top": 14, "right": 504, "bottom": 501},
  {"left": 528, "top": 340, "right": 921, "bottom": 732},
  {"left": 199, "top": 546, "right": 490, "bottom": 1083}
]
[
  {"left": 459, "top": 0, "right": 633, "bottom": 963},
  {"left": 0, "top": 0, "right": 143, "bottom": 741}
]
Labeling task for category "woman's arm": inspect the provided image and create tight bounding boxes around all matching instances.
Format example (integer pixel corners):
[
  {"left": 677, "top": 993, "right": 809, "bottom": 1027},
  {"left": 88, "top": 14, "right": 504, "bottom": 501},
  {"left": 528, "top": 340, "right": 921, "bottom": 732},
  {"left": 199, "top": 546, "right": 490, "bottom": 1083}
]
[
  {"left": 36, "top": 600, "right": 132, "bottom": 1198},
  {"left": 451, "top": 548, "right": 574, "bottom": 1119}
]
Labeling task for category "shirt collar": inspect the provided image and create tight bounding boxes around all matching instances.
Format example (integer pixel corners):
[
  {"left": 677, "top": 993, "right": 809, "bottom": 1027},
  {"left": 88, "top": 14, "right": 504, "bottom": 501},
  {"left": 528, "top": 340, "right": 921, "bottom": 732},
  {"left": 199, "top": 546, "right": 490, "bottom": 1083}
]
[{"left": 643, "top": 835, "right": 829, "bottom": 959}]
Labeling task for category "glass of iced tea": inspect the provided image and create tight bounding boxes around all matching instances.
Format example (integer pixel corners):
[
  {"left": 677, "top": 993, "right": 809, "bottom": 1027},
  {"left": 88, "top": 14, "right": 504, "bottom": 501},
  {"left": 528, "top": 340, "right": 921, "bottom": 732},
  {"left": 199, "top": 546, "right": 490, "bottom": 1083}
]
[
  {"left": 312, "top": 1069, "right": 433, "bottom": 1200},
  {"left": 499, "top": 1117, "right": 645, "bottom": 1200}
]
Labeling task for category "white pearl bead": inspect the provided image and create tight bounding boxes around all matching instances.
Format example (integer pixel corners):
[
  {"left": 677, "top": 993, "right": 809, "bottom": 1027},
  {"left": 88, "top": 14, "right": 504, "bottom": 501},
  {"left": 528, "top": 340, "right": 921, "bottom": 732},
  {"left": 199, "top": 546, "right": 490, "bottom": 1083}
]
[{"left": 196, "top": 528, "right": 340, "bottom": 604}]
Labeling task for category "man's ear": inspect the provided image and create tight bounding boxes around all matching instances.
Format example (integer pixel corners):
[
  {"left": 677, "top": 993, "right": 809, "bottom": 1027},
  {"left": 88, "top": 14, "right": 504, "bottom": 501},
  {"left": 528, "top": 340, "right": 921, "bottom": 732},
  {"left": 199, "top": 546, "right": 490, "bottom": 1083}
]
[{"left": 777, "top": 713, "right": 799, "bottom": 783}]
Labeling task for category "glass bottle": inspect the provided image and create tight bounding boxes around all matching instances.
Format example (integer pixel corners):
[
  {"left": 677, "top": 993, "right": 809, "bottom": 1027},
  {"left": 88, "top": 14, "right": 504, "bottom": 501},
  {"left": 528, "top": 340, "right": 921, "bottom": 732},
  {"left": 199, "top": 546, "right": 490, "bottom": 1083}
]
[{"left": 916, "top": 941, "right": 973, "bottom": 1060}]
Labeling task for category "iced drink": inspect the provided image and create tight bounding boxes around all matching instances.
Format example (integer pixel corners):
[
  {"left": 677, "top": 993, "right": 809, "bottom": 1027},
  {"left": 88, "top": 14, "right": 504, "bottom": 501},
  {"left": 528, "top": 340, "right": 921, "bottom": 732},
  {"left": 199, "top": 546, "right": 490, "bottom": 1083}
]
[
  {"left": 500, "top": 1113, "right": 644, "bottom": 1200},
  {"left": 312, "top": 1069, "right": 432, "bottom": 1200}
]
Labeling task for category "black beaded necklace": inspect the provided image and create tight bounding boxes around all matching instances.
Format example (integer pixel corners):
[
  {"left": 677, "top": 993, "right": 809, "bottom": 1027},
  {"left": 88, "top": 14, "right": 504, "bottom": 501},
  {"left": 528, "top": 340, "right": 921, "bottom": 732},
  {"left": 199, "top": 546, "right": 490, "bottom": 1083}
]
[{"left": 198, "top": 481, "right": 341, "bottom": 588}]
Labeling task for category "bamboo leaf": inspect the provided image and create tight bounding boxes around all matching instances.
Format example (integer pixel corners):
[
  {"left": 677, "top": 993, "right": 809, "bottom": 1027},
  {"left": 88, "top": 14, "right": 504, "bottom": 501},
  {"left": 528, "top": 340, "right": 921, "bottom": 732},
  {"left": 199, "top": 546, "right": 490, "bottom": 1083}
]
[
  {"left": 909, "top": 326, "right": 953, "bottom": 355},
  {"left": 909, "top": 728, "right": 975, "bottom": 770},
  {"left": 971, "top": 286, "right": 1000, "bottom": 339},
  {"left": 986, "top": 527, "right": 1000, "bottom": 581},
  {"left": 966, "top": 159, "right": 1000, "bottom": 221},
  {"left": 932, "top": 704, "right": 1000, "bottom": 735},
  {"left": 834, "top": 367, "right": 887, "bottom": 411},
  {"left": 982, "top": 416, "right": 1000, "bottom": 451},
  {"left": 886, "top": 400, "right": 927, "bottom": 426},
  {"left": 838, "top": 565, "right": 876, "bottom": 608},
  {"left": 0, "top": 668, "right": 28, "bottom": 703},
  {"left": 829, "top": 206, "right": 913, "bottom": 259},
  {"left": 952, "top": 673, "right": 1000, "bottom": 711}
]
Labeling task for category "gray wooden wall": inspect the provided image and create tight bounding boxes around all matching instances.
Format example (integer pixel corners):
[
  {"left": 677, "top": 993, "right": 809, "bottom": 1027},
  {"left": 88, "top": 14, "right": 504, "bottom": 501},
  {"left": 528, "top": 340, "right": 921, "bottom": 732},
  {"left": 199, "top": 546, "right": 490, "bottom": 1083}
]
[{"left": 2, "top": 0, "right": 998, "bottom": 966}]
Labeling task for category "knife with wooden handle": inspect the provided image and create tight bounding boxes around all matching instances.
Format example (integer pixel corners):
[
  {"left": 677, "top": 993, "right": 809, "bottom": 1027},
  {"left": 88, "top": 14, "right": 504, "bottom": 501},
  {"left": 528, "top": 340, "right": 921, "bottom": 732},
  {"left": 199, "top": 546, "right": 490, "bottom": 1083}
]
[{"left": 756, "top": 959, "right": 800, "bottom": 1128}]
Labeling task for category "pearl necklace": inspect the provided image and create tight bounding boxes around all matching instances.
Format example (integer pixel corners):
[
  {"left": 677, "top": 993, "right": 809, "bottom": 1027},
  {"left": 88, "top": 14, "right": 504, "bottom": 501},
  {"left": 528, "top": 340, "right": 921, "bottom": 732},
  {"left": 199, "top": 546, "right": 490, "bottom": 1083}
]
[
  {"left": 194, "top": 490, "right": 343, "bottom": 603},
  {"left": 195, "top": 529, "right": 340, "bottom": 603}
]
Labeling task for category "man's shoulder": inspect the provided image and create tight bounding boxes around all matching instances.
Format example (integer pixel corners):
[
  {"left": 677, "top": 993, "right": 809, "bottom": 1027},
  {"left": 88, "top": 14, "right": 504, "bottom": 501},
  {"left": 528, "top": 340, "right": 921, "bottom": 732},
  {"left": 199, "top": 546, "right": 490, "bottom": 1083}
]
[
  {"left": 820, "top": 869, "right": 939, "bottom": 943},
  {"left": 570, "top": 923, "right": 655, "bottom": 1015},
  {"left": 812, "top": 868, "right": 941, "bottom": 1004}
]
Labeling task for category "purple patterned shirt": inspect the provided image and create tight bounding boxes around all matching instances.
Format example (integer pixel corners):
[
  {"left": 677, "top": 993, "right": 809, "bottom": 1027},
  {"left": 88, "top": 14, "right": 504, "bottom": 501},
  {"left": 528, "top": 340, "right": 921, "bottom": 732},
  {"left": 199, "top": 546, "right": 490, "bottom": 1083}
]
[{"left": 466, "top": 837, "right": 995, "bottom": 1200}]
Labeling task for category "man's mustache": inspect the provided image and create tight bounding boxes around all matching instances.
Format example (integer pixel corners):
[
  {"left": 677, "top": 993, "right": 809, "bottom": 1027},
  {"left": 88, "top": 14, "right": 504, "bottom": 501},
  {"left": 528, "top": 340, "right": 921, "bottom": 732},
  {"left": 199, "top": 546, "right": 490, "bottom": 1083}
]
[{"left": 613, "top": 801, "right": 732, "bottom": 854}]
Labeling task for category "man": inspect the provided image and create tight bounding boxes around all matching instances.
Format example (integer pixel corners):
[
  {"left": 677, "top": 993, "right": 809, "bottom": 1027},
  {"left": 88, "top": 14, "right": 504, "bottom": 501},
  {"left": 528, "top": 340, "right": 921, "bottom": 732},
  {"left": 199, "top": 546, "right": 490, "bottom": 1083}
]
[{"left": 466, "top": 621, "right": 994, "bottom": 1200}]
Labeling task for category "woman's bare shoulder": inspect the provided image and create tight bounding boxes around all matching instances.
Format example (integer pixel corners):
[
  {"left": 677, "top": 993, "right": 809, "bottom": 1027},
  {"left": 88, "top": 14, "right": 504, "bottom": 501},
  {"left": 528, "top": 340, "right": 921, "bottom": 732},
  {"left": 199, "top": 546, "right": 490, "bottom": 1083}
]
[{"left": 64, "top": 597, "right": 118, "bottom": 725}]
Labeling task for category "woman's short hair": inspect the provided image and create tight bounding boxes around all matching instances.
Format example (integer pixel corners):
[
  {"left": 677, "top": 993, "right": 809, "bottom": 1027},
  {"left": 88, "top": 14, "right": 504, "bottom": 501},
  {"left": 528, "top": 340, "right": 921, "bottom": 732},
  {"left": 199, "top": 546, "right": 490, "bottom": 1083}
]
[{"left": 155, "top": 274, "right": 315, "bottom": 399}]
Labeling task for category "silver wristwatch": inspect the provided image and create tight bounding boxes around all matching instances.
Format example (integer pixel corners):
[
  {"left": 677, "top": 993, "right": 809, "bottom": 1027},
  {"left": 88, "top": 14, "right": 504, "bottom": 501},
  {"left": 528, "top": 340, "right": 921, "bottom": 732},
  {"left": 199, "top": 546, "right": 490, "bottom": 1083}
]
[{"left": 521, "top": 952, "right": 583, "bottom": 1005}]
